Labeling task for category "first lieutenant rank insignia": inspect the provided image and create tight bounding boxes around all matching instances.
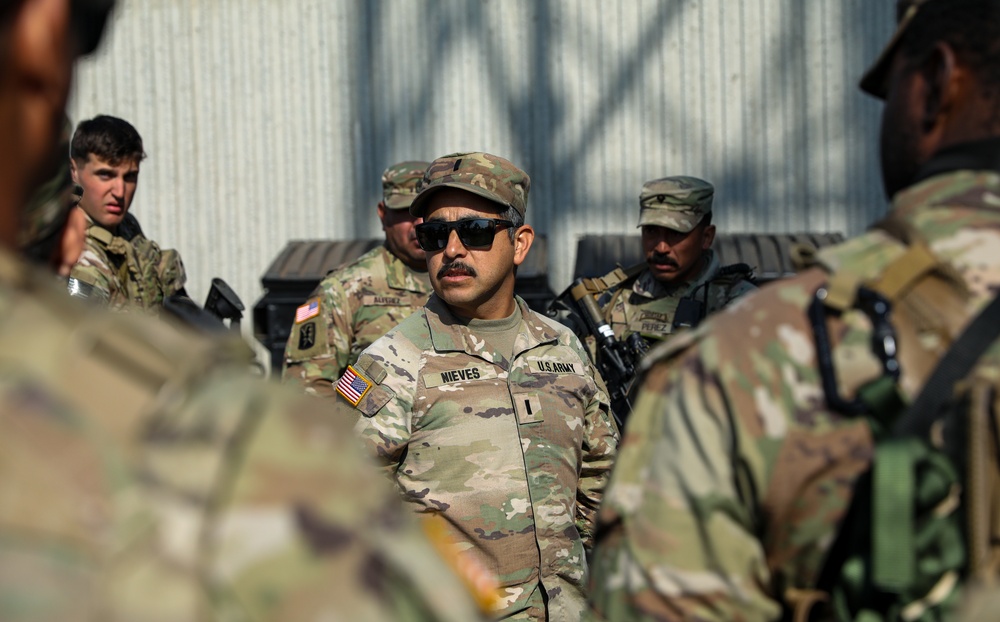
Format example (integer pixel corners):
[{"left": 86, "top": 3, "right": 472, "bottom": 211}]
[{"left": 336, "top": 365, "right": 373, "bottom": 407}]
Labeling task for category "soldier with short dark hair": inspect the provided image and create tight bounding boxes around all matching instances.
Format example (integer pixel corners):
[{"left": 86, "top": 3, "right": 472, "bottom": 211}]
[
  {"left": 283, "top": 160, "right": 432, "bottom": 397},
  {"left": 340, "top": 151, "right": 620, "bottom": 622},
  {"left": 67, "top": 113, "right": 187, "bottom": 310},
  {"left": 588, "top": 1, "right": 1000, "bottom": 620}
]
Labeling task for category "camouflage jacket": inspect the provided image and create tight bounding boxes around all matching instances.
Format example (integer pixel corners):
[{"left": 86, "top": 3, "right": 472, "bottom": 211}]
[
  {"left": 283, "top": 244, "right": 431, "bottom": 397},
  {"left": 587, "top": 150, "right": 1000, "bottom": 620},
  {"left": 67, "top": 216, "right": 187, "bottom": 311},
  {"left": 599, "top": 249, "right": 756, "bottom": 344},
  {"left": 347, "top": 294, "right": 620, "bottom": 622},
  {"left": 0, "top": 247, "right": 483, "bottom": 621}
]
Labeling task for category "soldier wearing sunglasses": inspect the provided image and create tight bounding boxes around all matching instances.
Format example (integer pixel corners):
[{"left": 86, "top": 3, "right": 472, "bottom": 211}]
[{"left": 337, "top": 152, "right": 620, "bottom": 622}]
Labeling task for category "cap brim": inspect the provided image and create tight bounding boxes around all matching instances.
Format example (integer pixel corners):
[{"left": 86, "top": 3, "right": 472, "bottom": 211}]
[
  {"left": 636, "top": 210, "right": 700, "bottom": 234},
  {"left": 383, "top": 195, "right": 415, "bottom": 209},
  {"left": 409, "top": 183, "right": 511, "bottom": 217},
  {"left": 859, "top": 4, "right": 920, "bottom": 99}
]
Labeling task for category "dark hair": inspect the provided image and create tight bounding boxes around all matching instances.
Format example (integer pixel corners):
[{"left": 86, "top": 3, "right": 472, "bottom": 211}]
[
  {"left": 700, "top": 211, "right": 713, "bottom": 228},
  {"left": 71, "top": 115, "right": 146, "bottom": 165},
  {"left": 498, "top": 205, "right": 525, "bottom": 242},
  {"left": 898, "top": 0, "right": 1000, "bottom": 101}
]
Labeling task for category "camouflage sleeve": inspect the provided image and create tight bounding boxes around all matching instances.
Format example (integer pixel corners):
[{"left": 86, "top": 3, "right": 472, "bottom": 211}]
[
  {"left": 282, "top": 277, "right": 354, "bottom": 398},
  {"left": 587, "top": 348, "right": 780, "bottom": 622},
  {"left": 727, "top": 278, "right": 758, "bottom": 303},
  {"left": 351, "top": 343, "right": 420, "bottom": 473},
  {"left": 156, "top": 248, "right": 187, "bottom": 297},
  {"left": 204, "top": 385, "right": 485, "bottom": 622},
  {"left": 573, "top": 338, "right": 619, "bottom": 552},
  {"left": 67, "top": 245, "right": 114, "bottom": 305}
]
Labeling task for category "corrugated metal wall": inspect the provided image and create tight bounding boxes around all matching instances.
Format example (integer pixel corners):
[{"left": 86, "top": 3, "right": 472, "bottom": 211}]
[{"left": 69, "top": 0, "right": 895, "bottom": 340}]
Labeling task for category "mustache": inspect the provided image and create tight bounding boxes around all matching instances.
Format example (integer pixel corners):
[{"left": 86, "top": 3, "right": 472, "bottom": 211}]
[
  {"left": 648, "top": 253, "right": 679, "bottom": 268},
  {"left": 437, "top": 261, "right": 477, "bottom": 280}
]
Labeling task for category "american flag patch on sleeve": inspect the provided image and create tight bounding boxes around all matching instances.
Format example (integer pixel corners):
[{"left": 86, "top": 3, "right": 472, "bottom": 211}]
[
  {"left": 336, "top": 365, "right": 373, "bottom": 406},
  {"left": 295, "top": 298, "right": 320, "bottom": 323}
]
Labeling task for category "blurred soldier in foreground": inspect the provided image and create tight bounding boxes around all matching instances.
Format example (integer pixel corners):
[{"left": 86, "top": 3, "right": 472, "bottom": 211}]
[
  {"left": 339, "top": 152, "right": 619, "bottom": 621},
  {"left": 283, "top": 160, "right": 432, "bottom": 397},
  {"left": 589, "top": 1, "right": 1000, "bottom": 620},
  {"left": 1, "top": 1, "right": 483, "bottom": 620},
  {"left": 67, "top": 114, "right": 188, "bottom": 310}
]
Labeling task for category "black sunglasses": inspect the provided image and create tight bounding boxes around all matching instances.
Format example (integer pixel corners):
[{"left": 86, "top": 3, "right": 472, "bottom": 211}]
[{"left": 415, "top": 218, "right": 515, "bottom": 251}]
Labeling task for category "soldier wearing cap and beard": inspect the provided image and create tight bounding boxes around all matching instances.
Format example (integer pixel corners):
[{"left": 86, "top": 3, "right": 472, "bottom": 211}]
[
  {"left": 337, "top": 152, "right": 619, "bottom": 622},
  {"left": 588, "top": 176, "right": 755, "bottom": 350},
  {"left": 588, "top": 1, "right": 1000, "bottom": 620},
  {"left": 283, "top": 160, "right": 432, "bottom": 398},
  {"left": 1, "top": 2, "right": 488, "bottom": 620}
]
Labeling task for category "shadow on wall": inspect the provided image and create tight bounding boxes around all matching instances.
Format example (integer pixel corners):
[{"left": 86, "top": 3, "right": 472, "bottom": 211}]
[{"left": 348, "top": 0, "right": 895, "bottom": 256}]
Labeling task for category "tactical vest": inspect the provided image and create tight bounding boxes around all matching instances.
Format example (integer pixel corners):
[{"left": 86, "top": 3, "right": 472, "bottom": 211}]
[
  {"left": 787, "top": 216, "right": 1000, "bottom": 621},
  {"left": 586, "top": 261, "right": 755, "bottom": 340}
]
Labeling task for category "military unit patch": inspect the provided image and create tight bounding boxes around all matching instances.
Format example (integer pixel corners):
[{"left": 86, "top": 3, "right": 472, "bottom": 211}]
[
  {"left": 298, "top": 321, "right": 316, "bottom": 350},
  {"left": 336, "top": 365, "right": 373, "bottom": 406},
  {"left": 295, "top": 298, "right": 320, "bottom": 323}
]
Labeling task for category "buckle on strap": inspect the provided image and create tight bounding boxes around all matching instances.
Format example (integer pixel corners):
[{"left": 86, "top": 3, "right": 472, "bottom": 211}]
[{"left": 810, "top": 286, "right": 901, "bottom": 416}]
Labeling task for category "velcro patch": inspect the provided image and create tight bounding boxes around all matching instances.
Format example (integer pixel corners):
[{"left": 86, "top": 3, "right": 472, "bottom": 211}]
[
  {"left": 361, "top": 295, "right": 404, "bottom": 306},
  {"left": 298, "top": 321, "right": 317, "bottom": 350},
  {"left": 423, "top": 365, "right": 499, "bottom": 389},
  {"left": 514, "top": 394, "right": 544, "bottom": 424},
  {"left": 335, "top": 365, "right": 373, "bottom": 406},
  {"left": 629, "top": 320, "right": 672, "bottom": 336},
  {"left": 526, "top": 359, "right": 580, "bottom": 375},
  {"left": 295, "top": 298, "right": 321, "bottom": 324}
]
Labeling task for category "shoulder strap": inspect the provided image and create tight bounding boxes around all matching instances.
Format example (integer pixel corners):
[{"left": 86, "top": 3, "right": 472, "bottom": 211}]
[
  {"left": 576, "top": 262, "right": 646, "bottom": 296},
  {"left": 892, "top": 292, "right": 1000, "bottom": 438}
]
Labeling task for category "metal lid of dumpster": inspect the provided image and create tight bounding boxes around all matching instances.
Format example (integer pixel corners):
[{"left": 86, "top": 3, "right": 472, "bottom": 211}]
[{"left": 572, "top": 232, "right": 845, "bottom": 283}]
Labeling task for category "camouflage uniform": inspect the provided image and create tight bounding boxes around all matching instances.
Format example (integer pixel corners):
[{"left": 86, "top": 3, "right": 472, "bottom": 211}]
[
  {"left": 67, "top": 216, "right": 187, "bottom": 311},
  {"left": 5, "top": 135, "right": 483, "bottom": 620},
  {"left": 344, "top": 293, "right": 619, "bottom": 621},
  {"left": 586, "top": 143, "right": 1000, "bottom": 620},
  {"left": 594, "top": 177, "right": 754, "bottom": 346},
  {"left": 0, "top": 246, "right": 487, "bottom": 621},
  {"left": 283, "top": 161, "right": 432, "bottom": 397}
]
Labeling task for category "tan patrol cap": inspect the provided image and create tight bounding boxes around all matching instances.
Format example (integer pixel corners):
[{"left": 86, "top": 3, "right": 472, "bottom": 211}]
[
  {"left": 382, "top": 161, "right": 430, "bottom": 210},
  {"left": 859, "top": 0, "right": 933, "bottom": 99},
  {"left": 637, "top": 176, "right": 714, "bottom": 234},
  {"left": 409, "top": 152, "right": 530, "bottom": 218}
]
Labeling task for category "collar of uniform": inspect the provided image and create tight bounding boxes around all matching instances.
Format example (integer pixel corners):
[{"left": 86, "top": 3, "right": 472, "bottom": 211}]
[
  {"left": 82, "top": 213, "right": 131, "bottom": 255},
  {"left": 911, "top": 137, "right": 1000, "bottom": 187},
  {"left": 891, "top": 166, "right": 1000, "bottom": 239},
  {"left": 381, "top": 244, "right": 432, "bottom": 293},
  {"left": 423, "top": 294, "right": 558, "bottom": 365},
  {"left": 632, "top": 249, "right": 720, "bottom": 299},
  {"left": 818, "top": 165, "right": 1000, "bottom": 287}
]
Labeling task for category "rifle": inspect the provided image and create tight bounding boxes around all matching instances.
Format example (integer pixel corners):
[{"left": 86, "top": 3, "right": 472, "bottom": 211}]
[
  {"left": 548, "top": 279, "right": 648, "bottom": 429},
  {"left": 164, "top": 278, "right": 245, "bottom": 335}
]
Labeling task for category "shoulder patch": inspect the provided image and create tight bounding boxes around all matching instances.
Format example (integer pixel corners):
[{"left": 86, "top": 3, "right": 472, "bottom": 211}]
[
  {"left": 294, "top": 298, "right": 321, "bottom": 324},
  {"left": 335, "top": 365, "right": 374, "bottom": 406}
]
